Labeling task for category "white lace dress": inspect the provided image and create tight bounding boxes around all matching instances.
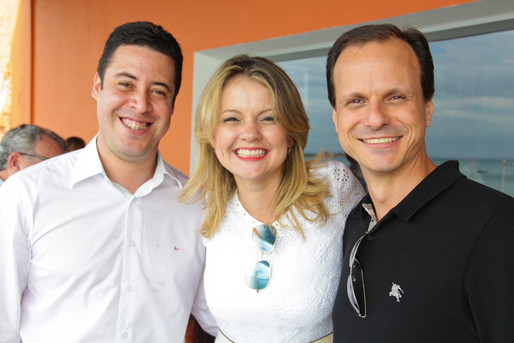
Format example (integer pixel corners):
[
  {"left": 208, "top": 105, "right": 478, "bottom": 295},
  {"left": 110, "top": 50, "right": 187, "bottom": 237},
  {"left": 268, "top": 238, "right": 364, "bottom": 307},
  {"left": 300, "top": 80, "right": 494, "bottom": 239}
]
[{"left": 203, "top": 161, "right": 365, "bottom": 342}]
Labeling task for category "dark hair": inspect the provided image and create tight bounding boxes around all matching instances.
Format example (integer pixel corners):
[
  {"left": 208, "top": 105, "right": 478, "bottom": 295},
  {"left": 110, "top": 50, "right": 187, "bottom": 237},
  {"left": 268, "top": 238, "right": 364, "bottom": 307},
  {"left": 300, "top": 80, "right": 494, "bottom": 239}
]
[
  {"left": 65, "top": 136, "right": 86, "bottom": 152},
  {"left": 0, "top": 124, "right": 66, "bottom": 170},
  {"left": 96, "top": 21, "right": 183, "bottom": 102},
  {"left": 326, "top": 24, "right": 434, "bottom": 107}
]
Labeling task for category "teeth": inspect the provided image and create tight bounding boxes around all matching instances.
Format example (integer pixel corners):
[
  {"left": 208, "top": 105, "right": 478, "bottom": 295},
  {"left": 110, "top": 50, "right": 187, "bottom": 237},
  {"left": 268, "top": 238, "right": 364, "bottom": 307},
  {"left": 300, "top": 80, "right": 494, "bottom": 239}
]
[
  {"left": 236, "top": 149, "right": 267, "bottom": 158},
  {"left": 122, "top": 118, "right": 149, "bottom": 131},
  {"left": 363, "top": 137, "right": 399, "bottom": 144}
]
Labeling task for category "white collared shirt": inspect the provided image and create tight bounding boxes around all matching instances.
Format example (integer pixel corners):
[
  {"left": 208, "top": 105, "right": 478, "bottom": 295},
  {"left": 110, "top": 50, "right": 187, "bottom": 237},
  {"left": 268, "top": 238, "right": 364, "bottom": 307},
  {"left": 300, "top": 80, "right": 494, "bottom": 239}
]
[{"left": 0, "top": 137, "right": 216, "bottom": 343}]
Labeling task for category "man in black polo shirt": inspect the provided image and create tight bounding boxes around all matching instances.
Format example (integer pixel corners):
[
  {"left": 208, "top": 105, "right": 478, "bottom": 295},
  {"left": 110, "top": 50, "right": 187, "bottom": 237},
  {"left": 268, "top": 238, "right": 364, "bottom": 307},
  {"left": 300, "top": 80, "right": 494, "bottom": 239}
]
[{"left": 327, "top": 24, "right": 514, "bottom": 342}]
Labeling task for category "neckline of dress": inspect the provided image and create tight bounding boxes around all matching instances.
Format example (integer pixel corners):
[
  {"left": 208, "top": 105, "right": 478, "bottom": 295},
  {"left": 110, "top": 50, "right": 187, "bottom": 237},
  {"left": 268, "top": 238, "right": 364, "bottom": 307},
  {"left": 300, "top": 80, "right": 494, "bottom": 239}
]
[{"left": 232, "top": 190, "right": 280, "bottom": 228}]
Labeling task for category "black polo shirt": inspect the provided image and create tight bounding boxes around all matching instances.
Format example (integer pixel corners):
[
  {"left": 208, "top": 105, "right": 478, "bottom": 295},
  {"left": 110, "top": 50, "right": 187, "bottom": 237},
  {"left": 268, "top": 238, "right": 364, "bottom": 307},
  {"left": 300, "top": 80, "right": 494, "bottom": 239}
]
[{"left": 333, "top": 161, "right": 514, "bottom": 343}]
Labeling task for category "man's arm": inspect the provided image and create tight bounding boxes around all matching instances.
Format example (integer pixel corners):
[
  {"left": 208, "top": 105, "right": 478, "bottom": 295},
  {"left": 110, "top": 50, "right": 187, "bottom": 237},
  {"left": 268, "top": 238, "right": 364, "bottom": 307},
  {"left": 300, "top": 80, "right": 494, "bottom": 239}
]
[
  {"left": 0, "top": 178, "right": 32, "bottom": 343},
  {"left": 465, "top": 204, "right": 514, "bottom": 343},
  {"left": 190, "top": 272, "right": 218, "bottom": 338}
]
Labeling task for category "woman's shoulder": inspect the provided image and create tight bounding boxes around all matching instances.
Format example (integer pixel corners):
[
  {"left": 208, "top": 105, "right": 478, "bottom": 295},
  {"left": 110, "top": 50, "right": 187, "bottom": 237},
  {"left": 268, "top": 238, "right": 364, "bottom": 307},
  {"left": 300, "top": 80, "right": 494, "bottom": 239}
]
[
  {"left": 311, "top": 159, "right": 351, "bottom": 180},
  {"left": 203, "top": 192, "right": 252, "bottom": 243},
  {"left": 315, "top": 159, "right": 366, "bottom": 205}
]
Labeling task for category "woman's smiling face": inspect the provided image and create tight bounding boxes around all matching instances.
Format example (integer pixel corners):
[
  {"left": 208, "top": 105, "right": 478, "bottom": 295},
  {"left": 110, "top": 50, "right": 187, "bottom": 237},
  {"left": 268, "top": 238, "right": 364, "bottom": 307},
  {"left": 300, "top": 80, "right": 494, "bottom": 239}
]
[{"left": 214, "top": 75, "right": 292, "bottom": 187}]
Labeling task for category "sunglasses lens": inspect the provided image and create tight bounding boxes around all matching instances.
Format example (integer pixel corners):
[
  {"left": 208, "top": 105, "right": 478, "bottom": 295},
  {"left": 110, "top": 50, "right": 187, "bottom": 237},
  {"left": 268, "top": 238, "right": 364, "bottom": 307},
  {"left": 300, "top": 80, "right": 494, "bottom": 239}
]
[
  {"left": 246, "top": 260, "right": 271, "bottom": 290},
  {"left": 252, "top": 224, "right": 276, "bottom": 253}
]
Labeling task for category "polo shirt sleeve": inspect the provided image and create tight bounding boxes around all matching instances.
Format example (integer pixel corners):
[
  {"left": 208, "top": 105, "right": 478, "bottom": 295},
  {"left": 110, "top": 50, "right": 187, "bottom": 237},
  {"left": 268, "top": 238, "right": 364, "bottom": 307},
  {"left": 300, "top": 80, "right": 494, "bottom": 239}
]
[
  {"left": 464, "top": 204, "right": 514, "bottom": 342},
  {"left": 0, "top": 176, "right": 32, "bottom": 342}
]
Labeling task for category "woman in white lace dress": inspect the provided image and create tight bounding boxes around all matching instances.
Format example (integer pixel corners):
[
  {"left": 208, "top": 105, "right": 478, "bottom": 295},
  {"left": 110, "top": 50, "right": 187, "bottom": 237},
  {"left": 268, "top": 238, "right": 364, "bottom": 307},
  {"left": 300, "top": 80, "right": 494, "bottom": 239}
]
[{"left": 181, "top": 55, "right": 364, "bottom": 342}]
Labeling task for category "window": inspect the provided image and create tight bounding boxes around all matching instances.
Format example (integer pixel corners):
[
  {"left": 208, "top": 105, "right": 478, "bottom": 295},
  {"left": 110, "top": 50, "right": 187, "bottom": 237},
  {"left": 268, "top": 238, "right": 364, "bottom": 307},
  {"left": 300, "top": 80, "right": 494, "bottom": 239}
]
[
  {"left": 192, "top": 0, "right": 514, "bottom": 196},
  {"left": 276, "top": 29, "right": 514, "bottom": 196}
]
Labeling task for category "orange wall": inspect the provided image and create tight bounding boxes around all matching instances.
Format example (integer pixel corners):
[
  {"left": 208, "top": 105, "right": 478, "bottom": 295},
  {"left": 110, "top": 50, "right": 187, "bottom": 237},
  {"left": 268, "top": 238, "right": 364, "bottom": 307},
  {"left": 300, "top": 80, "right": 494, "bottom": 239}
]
[
  {"left": 15, "top": 0, "right": 474, "bottom": 174},
  {"left": 8, "top": 0, "right": 31, "bottom": 129}
]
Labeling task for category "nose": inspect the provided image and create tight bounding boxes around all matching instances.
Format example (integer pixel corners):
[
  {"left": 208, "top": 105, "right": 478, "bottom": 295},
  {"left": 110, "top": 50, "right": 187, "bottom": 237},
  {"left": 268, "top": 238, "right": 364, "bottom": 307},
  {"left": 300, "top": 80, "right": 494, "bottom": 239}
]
[
  {"left": 240, "top": 121, "right": 261, "bottom": 141},
  {"left": 130, "top": 89, "right": 152, "bottom": 113},
  {"left": 364, "top": 101, "right": 389, "bottom": 130}
]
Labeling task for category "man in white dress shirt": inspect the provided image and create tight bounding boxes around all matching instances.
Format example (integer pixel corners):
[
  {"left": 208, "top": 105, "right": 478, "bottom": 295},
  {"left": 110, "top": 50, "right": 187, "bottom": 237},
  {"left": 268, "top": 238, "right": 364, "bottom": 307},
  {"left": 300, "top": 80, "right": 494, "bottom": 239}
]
[{"left": 0, "top": 21, "right": 216, "bottom": 342}]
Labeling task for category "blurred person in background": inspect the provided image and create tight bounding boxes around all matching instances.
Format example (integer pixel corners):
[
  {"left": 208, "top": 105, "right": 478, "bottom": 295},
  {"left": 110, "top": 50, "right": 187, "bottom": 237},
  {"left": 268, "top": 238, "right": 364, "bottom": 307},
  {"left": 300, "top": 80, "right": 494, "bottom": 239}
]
[
  {"left": 0, "top": 124, "right": 65, "bottom": 185},
  {"left": 65, "top": 136, "right": 86, "bottom": 152}
]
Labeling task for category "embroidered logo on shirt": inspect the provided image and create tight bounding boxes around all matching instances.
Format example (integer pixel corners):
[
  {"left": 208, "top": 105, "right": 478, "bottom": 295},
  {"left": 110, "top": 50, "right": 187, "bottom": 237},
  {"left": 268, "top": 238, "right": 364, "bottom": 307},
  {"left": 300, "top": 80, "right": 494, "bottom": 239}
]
[
  {"left": 389, "top": 283, "right": 404, "bottom": 302},
  {"left": 174, "top": 246, "right": 181, "bottom": 251}
]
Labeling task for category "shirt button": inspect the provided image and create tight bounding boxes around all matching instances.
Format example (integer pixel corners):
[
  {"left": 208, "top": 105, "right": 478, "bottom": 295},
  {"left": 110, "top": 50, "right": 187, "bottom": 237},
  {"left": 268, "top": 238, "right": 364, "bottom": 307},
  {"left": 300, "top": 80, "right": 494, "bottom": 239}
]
[
  {"left": 122, "top": 332, "right": 128, "bottom": 339},
  {"left": 129, "top": 240, "right": 135, "bottom": 247},
  {"left": 127, "top": 285, "right": 132, "bottom": 292}
]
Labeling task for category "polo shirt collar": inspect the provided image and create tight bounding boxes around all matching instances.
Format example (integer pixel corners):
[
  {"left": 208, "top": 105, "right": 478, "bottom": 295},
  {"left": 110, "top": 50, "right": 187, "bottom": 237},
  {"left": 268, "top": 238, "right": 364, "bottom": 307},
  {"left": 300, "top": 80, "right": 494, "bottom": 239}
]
[{"left": 360, "top": 161, "right": 466, "bottom": 223}]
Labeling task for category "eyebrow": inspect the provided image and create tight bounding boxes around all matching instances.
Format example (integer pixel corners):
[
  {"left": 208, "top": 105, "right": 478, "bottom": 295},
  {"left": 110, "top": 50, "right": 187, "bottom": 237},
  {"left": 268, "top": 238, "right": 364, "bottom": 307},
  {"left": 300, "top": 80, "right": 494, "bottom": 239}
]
[
  {"left": 343, "top": 91, "right": 365, "bottom": 99},
  {"left": 338, "top": 87, "right": 411, "bottom": 103},
  {"left": 336, "top": 92, "right": 364, "bottom": 106},
  {"left": 115, "top": 72, "right": 172, "bottom": 92},
  {"left": 220, "top": 108, "right": 273, "bottom": 115}
]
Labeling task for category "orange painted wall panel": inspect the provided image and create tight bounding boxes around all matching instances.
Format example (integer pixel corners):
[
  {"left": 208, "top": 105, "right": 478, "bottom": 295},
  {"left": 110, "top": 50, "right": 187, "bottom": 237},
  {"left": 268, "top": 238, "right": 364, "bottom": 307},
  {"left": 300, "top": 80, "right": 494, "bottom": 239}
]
[
  {"left": 23, "top": 0, "right": 474, "bottom": 174},
  {"left": 9, "top": 0, "right": 31, "bottom": 127}
]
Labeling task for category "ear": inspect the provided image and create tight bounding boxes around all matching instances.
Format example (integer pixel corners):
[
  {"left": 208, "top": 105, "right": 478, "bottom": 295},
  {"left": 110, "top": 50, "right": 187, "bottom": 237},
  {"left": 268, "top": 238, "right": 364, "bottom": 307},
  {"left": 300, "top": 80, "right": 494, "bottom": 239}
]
[
  {"left": 287, "top": 136, "right": 294, "bottom": 148},
  {"left": 212, "top": 128, "right": 217, "bottom": 145},
  {"left": 211, "top": 138, "right": 217, "bottom": 156},
  {"left": 7, "top": 152, "right": 23, "bottom": 172},
  {"left": 332, "top": 107, "right": 338, "bottom": 126},
  {"left": 169, "top": 101, "right": 175, "bottom": 117},
  {"left": 424, "top": 99, "right": 434, "bottom": 127},
  {"left": 92, "top": 72, "right": 102, "bottom": 99}
]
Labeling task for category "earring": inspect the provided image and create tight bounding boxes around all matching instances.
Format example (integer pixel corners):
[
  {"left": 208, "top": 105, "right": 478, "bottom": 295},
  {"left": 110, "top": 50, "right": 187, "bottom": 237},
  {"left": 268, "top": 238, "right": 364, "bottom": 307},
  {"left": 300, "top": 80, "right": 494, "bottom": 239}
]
[{"left": 287, "top": 146, "right": 292, "bottom": 154}]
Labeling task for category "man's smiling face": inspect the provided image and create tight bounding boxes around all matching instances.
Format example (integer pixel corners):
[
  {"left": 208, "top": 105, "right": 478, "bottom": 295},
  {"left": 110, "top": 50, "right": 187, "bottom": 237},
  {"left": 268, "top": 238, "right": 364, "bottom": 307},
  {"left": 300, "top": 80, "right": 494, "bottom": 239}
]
[
  {"left": 92, "top": 44, "right": 176, "bottom": 164},
  {"left": 331, "top": 38, "right": 434, "bottom": 178}
]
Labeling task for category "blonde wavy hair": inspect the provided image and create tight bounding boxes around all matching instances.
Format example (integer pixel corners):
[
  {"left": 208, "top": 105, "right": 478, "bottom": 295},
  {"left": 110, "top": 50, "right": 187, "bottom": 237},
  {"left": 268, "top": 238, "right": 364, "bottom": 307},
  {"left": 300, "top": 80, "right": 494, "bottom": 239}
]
[{"left": 180, "top": 55, "right": 329, "bottom": 238}]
